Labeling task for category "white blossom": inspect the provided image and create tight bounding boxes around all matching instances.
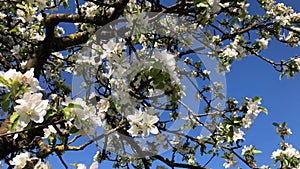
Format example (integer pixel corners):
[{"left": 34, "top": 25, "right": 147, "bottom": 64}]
[
  {"left": 31, "top": 33, "right": 45, "bottom": 41},
  {"left": 102, "top": 39, "right": 125, "bottom": 59},
  {"left": 15, "top": 92, "right": 48, "bottom": 129},
  {"left": 89, "top": 161, "right": 98, "bottom": 169},
  {"left": 10, "top": 152, "right": 30, "bottom": 169},
  {"left": 141, "top": 112, "right": 159, "bottom": 137},
  {"left": 256, "top": 38, "right": 270, "bottom": 49},
  {"left": 208, "top": 0, "right": 221, "bottom": 13},
  {"left": 203, "top": 70, "right": 211, "bottom": 76},
  {"left": 74, "top": 164, "right": 87, "bottom": 169},
  {"left": 223, "top": 153, "right": 237, "bottom": 168},
  {"left": 259, "top": 165, "right": 270, "bottom": 169},
  {"left": 43, "top": 125, "right": 57, "bottom": 138},
  {"left": 232, "top": 128, "right": 245, "bottom": 142},
  {"left": 247, "top": 99, "right": 261, "bottom": 117},
  {"left": 242, "top": 145, "right": 254, "bottom": 156},
  {"left": 222, "top": 47, "right": 238, "bottom": 58},
  {"left": 271, "top": 143, "right": 300, "bottom": 160},
  {"left": 63, "top": 98, "right": 102, "bottom": 137},
  {"left": 34, "top": 160, "right": 52, "bottom": 169},
  {"left": 242, "top": 114, "right": 254, "bottom": 129},
  {"left": 187, "top": 156, "right": 196, "bottom": 165},
  {"left": 271, "top": 149, "right": 282, "bottom": 159},
  {"left": 0, "top": 68, "right": 42, "bottom": 92},
  {"left": 127, "top": 109, "right": 159, "bottom": 138},
  {"left": 97, "top": 99, "right": 110, "bottom": 113}
]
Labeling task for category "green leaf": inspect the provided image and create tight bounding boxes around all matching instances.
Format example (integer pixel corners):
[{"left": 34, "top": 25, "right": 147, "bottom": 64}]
[
  {"left": 9, "top": 27, "right": 18, "bottom": 33},
  {"left": 1, "top": 93, "right": 10, "bottom": 111},
  {"left": 0, "top": 76, "right": 9, "bottom": 87},
  {"left": 11, "top": 120, "right": 19, "bottom": 130},
  {"left": 47, "top": 135, "right": 55, "bottom": 144},
  {"left": 10, "top": 112, "right": 19, "bottom": 124},
  {"left": 156, "top": 82, "right": 164, "bottom": 89},
  {"left": 63, "top": 102, "right": 83, "bottom": 120},
  {"left": 233, "top": 119, "right": 241, "bottom": 124},
  {"left": 252, "top": 96, "right": 262, "bottom": 103},
  {"left": 282, "top": 122, "right": 287, "bottom": 127},
  {"left": 279, "top": 72, "right": 285, "bottom": 80},
  {"left": 68, "top": 103, "right": 83, "bottom": 109},
  {"left": 259, "top": 107, "right": 268, "bottom": 115},
  {"left": 283, "top": 159, "right": 289, "bottom": 165},
  {"left": 272, "top": 122, "right": 279, "bottom": 127},
  {"left": 2, "top": 99, "right": 10, "bottom": 112},
  {"left": 63, "top": 107, "right": 71, "bottom": 119},
  {"left": 10, "top": 112, "right": 19, "bottom": 130},
  {"left": 253, "top": 150, "right": 262, "bottom": 154},
  {"left": 59, "top": 135, "right": 66, "bottom": 143},
  {"left": 70, "top": 127, "right": 79, "bottom": 134},
  {"left": 196, "top": 2, "right": 209, "bottom": 8},
  {"left": 45, "top": 109, "right": 57, "bottom": 118}
]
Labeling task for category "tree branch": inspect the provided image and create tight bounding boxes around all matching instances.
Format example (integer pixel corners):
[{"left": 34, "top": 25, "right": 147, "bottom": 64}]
[{"left": 152, "top": 155, "right": 209, "bottom": 169}]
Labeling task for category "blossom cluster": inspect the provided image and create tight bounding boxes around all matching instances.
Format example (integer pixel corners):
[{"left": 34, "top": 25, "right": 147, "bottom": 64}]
[
  {"left": 10, "top": 152, "right": 51, "bottom": 169},
  {"left": 0, "top": 69, "right": 49, "bottom": 132},
  {"left": 272, "top": 143, "right": 300, "bottom": 168},
  {"left": 127, "top": 109, "right": 159, "bottom": 138}
]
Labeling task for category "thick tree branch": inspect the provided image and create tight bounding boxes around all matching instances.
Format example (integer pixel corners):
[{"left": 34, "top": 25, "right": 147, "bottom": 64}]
[
  {"left": 53, "top": 31, "right": 90, "bottom": 51},
  {"left": 26, "top": 0, "right": 129, "bottom": 78}
]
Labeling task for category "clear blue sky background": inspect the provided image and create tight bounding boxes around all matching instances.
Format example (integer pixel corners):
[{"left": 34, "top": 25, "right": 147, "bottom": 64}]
[
  {"left": 43, "top": 0, "right": 300, "bottom": 168},
  {"left": 225, "top": 1, "right": 300, "bottom": 168}
]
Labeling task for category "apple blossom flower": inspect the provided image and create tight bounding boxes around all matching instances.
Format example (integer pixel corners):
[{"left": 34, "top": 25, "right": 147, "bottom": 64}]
[
  {"left": 22, "top": 68, "right": 43, "bottom": 92},
  {"left": 127, "top": 109, "right": 159, "bottom": 138},
  {"left": 187, "top": 156, "right": 196, "bottom": 165},
  {"left": 31, "top": 33, "right": 45, "bottom": 41},
  {"left": 156, "top": 50, "right": 176, "bottom": 72},
  {"left": 97, "top": 98, "right": 110, "bottom": 113},
  {"left": 271, "top": 143, "right": 300, "bottom": 160},
  {"left": 208, "top": 0, "right": 221, "bottom": 13},
  {"left": 10, "top": 152, "right": 30, "bottom": 169},
  {"left": 43, "top": 125, "right": 57, "bottom": 138},
  {"left": 247, "top": 99, "right": 261, "bottom": 117},
  {"left": 0, "top": 68, "right": 42, "bottom": 93},
  {"left": 232, "top": 128, "right": 245, "bottom": 142},
  {"left": 242, "top": 114, "right": 254, "bottom": 129},
  {"left": 141, "top": 112, "right": 159, "bottom": 137},
  {"left": 271, "top": 149, "right": 282, "bottom": 159},
  {"left": 222, "top": 47, "right": 238, "bottom": 58},
  {"left": 223, "top": 153, "right": 237, "bottom": 168},
  {"left": 256, "top": 38, "right": 270, "bottom": 50},
  {"left": 89, "top": 162, "right": 98, "bottom": 169},
  {"left": 259, "top": 165, "right": 270, "bottom": 169},
  {"left": 203, "top": 70, "right": 211, "bottom": 76},
  {"left": 63, "top": 98, "right": 102, "bottom": 137},
  {"left": 73, "top": 164, "right": 87, "bottom": 169},
  {"left": 242, "top": 145, "right": 255, "bottom": 156},
  {"left": 34, "top": 160, "right": 52, "bottom": 169},
  {"left": 14, "top": 92, "right": 48, "bottom": 129},
  {"left": 276, "top": 123, "right": 292, "bottom": 138},
  {"left": 102, "top": 38, "right": 125, "bottom": 59}
]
